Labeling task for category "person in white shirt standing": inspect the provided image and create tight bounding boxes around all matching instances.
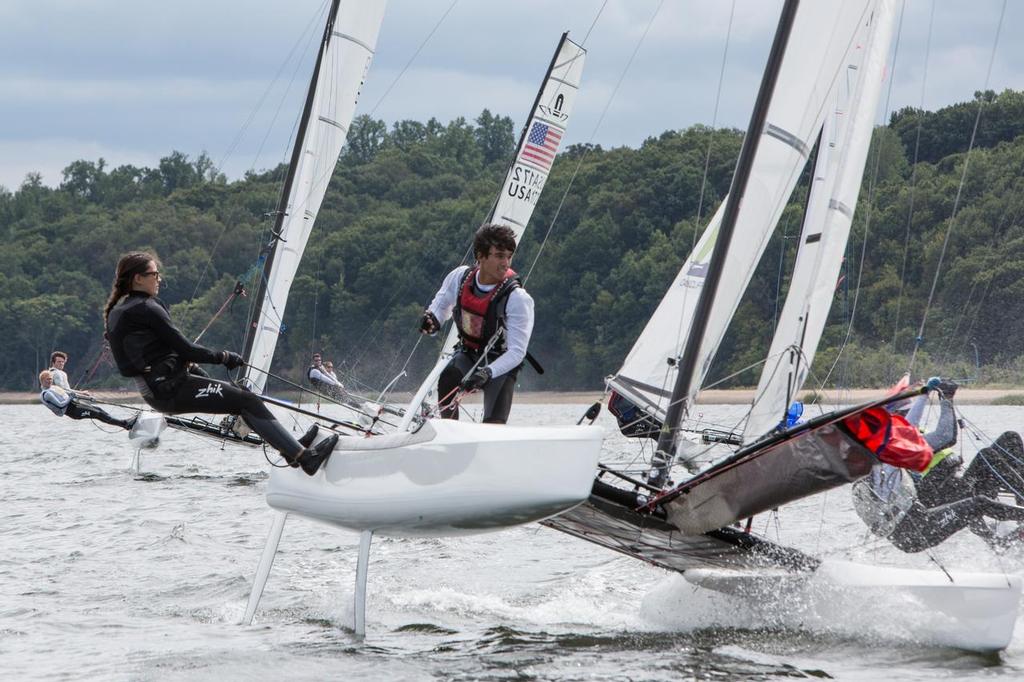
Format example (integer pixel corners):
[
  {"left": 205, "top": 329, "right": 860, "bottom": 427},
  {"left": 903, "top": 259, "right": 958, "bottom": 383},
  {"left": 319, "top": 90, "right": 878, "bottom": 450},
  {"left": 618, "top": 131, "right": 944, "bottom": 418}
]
[
  {"left": 419, "top": 224, "right": 535, "bottom": 424},
  {"left": 49, "top": 350, "right": 71, "bottom": 390}
]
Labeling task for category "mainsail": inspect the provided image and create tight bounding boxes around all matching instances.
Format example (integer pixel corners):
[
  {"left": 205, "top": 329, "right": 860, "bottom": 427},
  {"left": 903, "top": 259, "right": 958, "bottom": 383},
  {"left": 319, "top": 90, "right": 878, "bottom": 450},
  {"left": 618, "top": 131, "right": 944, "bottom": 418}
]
[
  {"left": 241, "top": 0, "right": 387, "bottom": 394},
  {"left": 608, "top": 0, "right": 877, "bottom": 422},
  {"left": 743, "top": 1, "right": 897, "bottom": 440}
]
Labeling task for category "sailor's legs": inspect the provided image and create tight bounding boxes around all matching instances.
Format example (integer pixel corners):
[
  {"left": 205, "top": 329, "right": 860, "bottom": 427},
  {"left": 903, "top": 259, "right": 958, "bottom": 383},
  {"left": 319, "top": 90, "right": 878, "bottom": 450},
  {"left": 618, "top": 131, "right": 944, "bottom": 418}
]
[
  {"left": 437, "top": 352, "right": 477, "bottom": 420},
  {"left": 891, "top": 498, "right": 985, "bottom": 552},
  {"left": 144, "top": 375, "right": 304, "bottom": 456},
  {"left": 482, "top": 366, "right": 519, "bottom": 424},
  {"left": 964, "top": 431, "right": 1024, "bottom": 501},
  {"left": 65, "top": 400, "right": 133, "bottom": 429},
  {"left": 438, "top": 352, "right": 519, "bottom": 423}
]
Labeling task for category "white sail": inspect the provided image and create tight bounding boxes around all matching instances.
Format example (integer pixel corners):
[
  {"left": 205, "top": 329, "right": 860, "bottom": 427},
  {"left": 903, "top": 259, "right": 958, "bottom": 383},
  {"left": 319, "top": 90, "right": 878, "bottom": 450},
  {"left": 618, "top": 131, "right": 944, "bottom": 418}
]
[
  {"left": 244, "top": 1, "right": 387, "bottom": 393},
  {"left": 608, "top": 0, "right": 876, "bottom": 420},
  {"left": 743, "top": 0, "right": 897, "bottom": 441},
  {"left": 417, "top": 35, "right": 586, "bottom": 399}
]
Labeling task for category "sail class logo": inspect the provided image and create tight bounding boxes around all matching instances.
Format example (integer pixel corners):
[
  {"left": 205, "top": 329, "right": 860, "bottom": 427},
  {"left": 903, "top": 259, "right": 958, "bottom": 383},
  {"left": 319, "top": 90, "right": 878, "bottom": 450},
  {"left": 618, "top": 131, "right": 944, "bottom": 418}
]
[{"left": 539, "top": 93, "right": 568, "bottom": 121}]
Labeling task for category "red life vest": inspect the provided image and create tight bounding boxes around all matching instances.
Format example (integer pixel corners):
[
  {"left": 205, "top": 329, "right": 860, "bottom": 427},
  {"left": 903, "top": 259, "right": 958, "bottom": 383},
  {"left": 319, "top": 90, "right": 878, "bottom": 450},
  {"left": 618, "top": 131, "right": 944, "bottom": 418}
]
[
  {"left": 842, "top": 406, "right": 933, "bottom": 472},
  {"left": 454, "top": 266, "right": 520, "bottom": 352}
]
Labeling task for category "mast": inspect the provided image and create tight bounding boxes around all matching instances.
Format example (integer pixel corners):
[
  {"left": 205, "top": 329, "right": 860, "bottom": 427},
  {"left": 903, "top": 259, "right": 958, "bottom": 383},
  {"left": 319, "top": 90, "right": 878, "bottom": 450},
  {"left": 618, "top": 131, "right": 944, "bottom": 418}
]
[
  {"left": 241, "top": 0, "right": 344, "bottom": 370},
  {"left": 648, "top": 0, "right": 801, "bottom": 487}
]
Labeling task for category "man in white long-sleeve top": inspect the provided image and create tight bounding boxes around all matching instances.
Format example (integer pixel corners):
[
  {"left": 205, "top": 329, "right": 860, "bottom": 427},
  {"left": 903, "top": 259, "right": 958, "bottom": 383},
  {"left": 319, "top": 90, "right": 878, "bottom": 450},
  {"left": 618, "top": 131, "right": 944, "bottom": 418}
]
[
  {"left": 420, "top": 224, "right": 535, "bottom": 424},
  {"left": 49, "top": 351, "right": 71, "bottom": 389}
]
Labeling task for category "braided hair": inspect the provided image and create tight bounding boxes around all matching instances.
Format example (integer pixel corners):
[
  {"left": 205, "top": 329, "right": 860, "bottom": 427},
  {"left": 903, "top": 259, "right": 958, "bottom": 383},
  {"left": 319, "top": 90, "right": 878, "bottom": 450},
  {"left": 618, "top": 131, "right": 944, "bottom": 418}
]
[{"left": 103, "top": 252, "right": 159, "bottom": 330}]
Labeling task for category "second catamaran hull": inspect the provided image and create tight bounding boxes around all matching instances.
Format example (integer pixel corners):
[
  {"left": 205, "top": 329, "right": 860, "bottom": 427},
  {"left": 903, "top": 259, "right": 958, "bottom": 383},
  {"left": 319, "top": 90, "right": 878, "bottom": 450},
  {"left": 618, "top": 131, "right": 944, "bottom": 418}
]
[
  {"left": 544, "top": 476, "right": 1021, "bottom": 652},
  {"left": 684, "top": 560, "right": 1021, "bottom": 652},
  {"left": 266, "top": 419, "right": 604, "bottom": 536}
]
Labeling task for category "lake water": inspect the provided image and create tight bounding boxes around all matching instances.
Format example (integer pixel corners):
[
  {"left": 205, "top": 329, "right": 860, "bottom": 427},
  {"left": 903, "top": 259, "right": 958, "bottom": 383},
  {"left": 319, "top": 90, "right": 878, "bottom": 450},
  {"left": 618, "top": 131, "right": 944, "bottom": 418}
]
[{"left": 4, "top": 401, "right": 1024, "bottom": 680}]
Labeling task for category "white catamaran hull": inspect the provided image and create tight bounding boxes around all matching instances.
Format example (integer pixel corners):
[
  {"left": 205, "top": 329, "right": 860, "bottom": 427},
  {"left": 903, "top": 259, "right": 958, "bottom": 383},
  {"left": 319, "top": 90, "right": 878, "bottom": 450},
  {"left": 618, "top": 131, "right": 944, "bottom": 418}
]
[
  {"left": 266, "top": 419, "right": 605, "bottom": 536},
  {"left": 683, "top": 559, "right": 1021, "bottom": 652}
]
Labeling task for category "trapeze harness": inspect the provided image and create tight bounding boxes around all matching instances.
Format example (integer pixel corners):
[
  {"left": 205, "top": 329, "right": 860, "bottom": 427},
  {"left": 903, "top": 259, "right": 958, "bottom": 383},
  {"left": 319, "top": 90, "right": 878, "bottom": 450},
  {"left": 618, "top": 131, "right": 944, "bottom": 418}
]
[{"left": 453, "top": 266, "right": 522, "bottom": 357}]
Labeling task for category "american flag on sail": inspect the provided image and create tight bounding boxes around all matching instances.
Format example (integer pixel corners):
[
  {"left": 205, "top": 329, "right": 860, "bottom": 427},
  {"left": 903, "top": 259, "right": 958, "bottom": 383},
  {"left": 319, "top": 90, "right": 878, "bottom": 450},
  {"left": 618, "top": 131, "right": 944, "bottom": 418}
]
[{"left": 520, "top": 121, "right": 563, "bottom": 171}]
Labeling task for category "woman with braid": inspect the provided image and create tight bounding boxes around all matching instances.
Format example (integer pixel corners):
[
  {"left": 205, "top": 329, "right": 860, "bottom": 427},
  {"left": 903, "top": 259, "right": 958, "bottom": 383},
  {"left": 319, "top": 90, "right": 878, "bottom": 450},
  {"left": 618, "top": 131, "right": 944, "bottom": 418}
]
[{"left": 103, "top": 252, "right": 336, "bottom": 475}]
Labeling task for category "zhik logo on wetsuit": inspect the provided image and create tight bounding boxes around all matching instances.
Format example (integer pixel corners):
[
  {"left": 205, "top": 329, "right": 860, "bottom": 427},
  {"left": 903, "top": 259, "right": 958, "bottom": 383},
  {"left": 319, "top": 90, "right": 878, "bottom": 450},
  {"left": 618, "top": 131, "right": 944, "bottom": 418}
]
[{"left": 195, "top": 383, "right": 224, "bottom": 399}]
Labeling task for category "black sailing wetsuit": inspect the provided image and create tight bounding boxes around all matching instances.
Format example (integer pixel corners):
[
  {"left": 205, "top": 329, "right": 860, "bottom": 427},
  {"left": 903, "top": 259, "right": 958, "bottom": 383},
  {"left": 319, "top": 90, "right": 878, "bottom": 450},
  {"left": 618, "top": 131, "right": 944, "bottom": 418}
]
[
  {"left": 105, "top": 291, "right": 302, "bottom": 457},
  {"left": 855, "top": 399, "right": 1024, "bottom": 552}
]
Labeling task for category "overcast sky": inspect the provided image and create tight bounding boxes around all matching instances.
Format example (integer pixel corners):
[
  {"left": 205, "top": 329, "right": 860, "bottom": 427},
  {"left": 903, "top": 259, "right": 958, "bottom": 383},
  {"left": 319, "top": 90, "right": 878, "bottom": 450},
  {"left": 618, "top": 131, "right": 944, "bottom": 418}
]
[{"left": 1, "top": 0, "right": 1021, "bottom": 191}]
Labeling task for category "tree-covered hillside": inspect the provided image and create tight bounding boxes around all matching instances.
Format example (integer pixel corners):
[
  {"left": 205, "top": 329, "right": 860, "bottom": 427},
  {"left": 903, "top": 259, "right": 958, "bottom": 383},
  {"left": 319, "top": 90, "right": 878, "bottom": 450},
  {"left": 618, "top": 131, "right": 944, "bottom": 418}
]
[{"left": 3, "top": 89, "right": 1024, "bottom": 393}]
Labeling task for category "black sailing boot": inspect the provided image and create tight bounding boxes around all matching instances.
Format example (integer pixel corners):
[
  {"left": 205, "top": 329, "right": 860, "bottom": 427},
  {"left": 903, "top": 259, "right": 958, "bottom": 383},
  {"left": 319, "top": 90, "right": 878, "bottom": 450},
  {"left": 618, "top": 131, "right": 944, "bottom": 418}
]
[
  {"left": 295, "top": 434, "right": 339, "bottom": 476},
  {"left": 298, "top": 423, "right": 319, "bottom": 448},
  {"left": 246, "top": 414, "right": 320, "bottom": 471}
]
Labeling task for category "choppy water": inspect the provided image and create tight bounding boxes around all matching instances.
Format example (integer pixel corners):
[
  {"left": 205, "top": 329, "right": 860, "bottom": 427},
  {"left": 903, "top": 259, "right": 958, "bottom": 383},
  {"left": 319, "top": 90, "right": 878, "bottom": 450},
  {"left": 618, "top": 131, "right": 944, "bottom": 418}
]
[{"left": 4, "top": 401, "right": 1024, "bottom": 680}]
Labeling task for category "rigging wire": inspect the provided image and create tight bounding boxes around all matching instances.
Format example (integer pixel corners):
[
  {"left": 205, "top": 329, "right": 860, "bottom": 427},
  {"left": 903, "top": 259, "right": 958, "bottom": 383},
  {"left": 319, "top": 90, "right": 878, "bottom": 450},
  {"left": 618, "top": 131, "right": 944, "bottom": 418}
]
[
  {"left": 617, "top": 0, "right": 736, "bottom": 430},
  {"left": 958, "top": 274, "right": 995, "bottom": 358},
  {"left": 940, "top": 202, "right": 1020, "bottom": 368},
  {"left": 889, "top": 1, "right": 933, "bottom": 354},
  {"left": 816, "top": 0, "right": 908, "bottom": 392},
  {"left": 907, "top": 0, "right": 1008, "bottom": 374},
  {"left": 581, "top": 0, "right": 608, "bottom": 44},
  {"left": 216, "top": 0, "right": 331, "bottom": 178},
  {"left": 692, "top": 0, "right": 736, "bottom": 251},
  {"left": 934, "top": 276, "right": 979, "bottom": 367},
  {"left": 258, "top": 0, "right": 463, "bottom": 383},
  {"left": 241, "top": 14, "right": 354, "bottom": 374},
  {"left": 347, "top": 2, "right": 610, "bottom": 384},
  {"left": 191, "top": 1, "right": 329, "bottom": 303},
  {"left": 365, "top": 0, "right": 460, "bottom": 118},
  {"left": 522, "top": 0, "right": 666, "bottom": 284}
]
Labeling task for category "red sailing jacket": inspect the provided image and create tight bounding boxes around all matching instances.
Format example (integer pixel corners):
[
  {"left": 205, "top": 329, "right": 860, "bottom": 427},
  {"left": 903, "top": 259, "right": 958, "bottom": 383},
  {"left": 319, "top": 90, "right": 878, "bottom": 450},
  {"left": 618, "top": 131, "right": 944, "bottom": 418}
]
[{"left": 842, "top": 406, "right": 934, "bottom": 472}]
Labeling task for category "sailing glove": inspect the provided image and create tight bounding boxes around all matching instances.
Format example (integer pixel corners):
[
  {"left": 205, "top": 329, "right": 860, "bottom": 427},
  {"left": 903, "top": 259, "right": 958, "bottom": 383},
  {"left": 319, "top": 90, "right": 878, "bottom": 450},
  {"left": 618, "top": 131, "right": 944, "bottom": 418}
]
[
  {"left": 420, "top": 311, "right": 440, "bottom": 336},
  {"left": 937, "top": 379, "right": 958, "bottom": 400},
  {"left": 222, "top": 351, "right": 245, "bottom": 370},
  {"left": 460, "top": 367, "right": 492, "bottom": 391}
]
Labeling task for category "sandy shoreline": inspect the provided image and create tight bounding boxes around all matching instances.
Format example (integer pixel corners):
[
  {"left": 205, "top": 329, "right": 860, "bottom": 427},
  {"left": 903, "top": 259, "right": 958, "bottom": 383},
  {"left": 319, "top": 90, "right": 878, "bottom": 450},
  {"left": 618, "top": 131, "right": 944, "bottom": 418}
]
[{"left": 6, "top": 387, "right": 1024, "bottom": 406}]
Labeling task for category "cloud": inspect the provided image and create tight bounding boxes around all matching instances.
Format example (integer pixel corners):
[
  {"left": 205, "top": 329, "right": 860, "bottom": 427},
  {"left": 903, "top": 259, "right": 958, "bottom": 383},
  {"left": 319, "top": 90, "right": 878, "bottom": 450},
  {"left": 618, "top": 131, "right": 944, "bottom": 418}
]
[{"left": 1, "top": 0, "right": 1021, "bottom": 190}]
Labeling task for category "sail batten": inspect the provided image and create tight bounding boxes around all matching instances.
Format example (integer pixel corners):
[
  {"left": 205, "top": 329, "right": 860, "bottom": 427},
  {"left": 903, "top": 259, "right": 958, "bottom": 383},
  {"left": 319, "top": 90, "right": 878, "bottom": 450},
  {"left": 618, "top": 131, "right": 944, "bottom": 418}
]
[{"left": 765, "top": 124, "right": 812, "bottom": 156}]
